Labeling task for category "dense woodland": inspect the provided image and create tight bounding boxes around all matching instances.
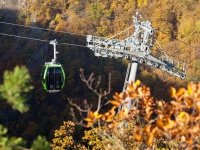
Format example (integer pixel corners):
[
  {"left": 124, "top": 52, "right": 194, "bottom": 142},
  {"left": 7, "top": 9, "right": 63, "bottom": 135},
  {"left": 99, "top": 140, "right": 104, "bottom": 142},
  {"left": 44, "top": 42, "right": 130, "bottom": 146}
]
[{"left": 0, "top": 0, "right": 200, "bottom": 149}]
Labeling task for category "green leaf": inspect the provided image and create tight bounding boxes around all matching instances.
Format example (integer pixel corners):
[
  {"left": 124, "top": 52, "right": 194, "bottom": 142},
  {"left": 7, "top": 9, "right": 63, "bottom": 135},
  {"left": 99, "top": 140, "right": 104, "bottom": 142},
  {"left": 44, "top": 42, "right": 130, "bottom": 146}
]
[
  {"left": 0, "top": 124, "right": 7, "bottom": 135},
  {"left": 31, "top": 136, "right": 51, "bottom": 150},
  {"left": 0, "top": 66, "right": 33, "bottom": 113},
  {"left": 0, "top": 125, "right": 26, "bottom": 149}
]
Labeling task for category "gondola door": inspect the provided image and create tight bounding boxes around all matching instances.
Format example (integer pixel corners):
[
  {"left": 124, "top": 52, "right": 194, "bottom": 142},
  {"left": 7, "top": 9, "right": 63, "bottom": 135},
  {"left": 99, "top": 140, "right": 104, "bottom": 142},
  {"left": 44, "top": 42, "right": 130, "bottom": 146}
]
[
  {"left": 46, "top": 67, "right": 61, "bottom": 91},
  {"left": 48, "top": 68, "right": 55, "bottom": 90},
  {"left": 55, "top": 68, "right": 61, "bottom": 90}
]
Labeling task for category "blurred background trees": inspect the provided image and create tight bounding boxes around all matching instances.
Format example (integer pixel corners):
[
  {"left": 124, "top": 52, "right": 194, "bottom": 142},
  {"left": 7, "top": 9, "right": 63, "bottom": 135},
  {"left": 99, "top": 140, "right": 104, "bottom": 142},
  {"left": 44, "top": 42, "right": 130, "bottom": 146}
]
[
  {"left": 0, "top": 0, "right": 200, "bottom": 149},
  {"left": 0, "top": 66, "right": 51, "bottom": 149}
]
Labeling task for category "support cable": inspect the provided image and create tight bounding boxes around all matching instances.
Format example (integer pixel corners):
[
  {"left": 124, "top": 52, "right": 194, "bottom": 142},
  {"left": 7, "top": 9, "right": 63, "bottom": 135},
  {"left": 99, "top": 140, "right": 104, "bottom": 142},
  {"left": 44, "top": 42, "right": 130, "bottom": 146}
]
[
  {"left": 0, "top": 32, "right": 49, "bottom": 43},
  {"left": 0, "top": 21, "right": 86, "bottom": 37},
  {"left": 0, "top": 32, "right": 88, "bottom": 48},
  {"left": 0, "top": 20, "right": 197, "bottom": 50}
]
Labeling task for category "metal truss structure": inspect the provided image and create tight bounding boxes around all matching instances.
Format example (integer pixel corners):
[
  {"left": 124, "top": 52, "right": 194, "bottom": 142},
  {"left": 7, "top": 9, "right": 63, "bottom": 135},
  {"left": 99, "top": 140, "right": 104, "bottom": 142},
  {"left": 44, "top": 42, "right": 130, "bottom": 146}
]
[{"left": 86, "top": 14, "right": 187, "bottom": 81}]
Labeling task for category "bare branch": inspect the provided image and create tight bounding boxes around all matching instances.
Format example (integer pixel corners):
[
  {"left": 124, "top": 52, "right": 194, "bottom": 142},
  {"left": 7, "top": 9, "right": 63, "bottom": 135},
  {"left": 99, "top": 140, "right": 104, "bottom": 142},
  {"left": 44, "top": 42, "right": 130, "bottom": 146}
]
[
  {"left": 12, "top": 145, "right": 30, "bottom": 150},
  {"left": 95, "top": 75, "right": 101, "bottom": 89},
  {"left": 68, "top": 98, "right": 91, "bottom": 113},
  {"left": 68, "top": 68, "right": 112, "bottom": 127}
]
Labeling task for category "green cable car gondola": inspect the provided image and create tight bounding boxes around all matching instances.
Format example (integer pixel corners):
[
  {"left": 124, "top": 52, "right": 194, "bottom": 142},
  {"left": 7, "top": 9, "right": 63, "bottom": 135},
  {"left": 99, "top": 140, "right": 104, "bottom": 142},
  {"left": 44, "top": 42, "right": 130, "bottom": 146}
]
[{"left": 41, "top": 39, "right": 66, "bottom": 93}]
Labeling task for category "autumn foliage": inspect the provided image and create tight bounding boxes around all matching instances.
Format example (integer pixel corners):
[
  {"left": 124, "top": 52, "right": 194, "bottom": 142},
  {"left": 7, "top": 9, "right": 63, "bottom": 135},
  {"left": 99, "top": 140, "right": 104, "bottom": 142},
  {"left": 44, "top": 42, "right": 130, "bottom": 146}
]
[
  {"left": 51, "top": 121, "right": 87, "bottom": 150},
  {"left": 53, "top": 74, "right": 200, "bottom": 149},
  {"left": 86, "top": 80, "right": 200, "bottom": 149}
]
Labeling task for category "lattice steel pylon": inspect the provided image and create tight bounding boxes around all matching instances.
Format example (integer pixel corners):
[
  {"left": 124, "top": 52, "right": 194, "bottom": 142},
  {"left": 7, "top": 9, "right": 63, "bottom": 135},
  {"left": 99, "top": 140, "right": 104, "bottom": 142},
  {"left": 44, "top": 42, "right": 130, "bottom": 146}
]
[{"left": 86, "top": 13, "right": 187, "bottom": 129}]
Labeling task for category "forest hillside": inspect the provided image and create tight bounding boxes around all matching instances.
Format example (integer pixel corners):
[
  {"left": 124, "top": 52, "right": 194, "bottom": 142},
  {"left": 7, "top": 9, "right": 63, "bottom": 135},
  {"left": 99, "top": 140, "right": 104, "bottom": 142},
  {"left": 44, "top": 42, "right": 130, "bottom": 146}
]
[{"left": 0, "top": 0, "right": 200, "bottom": 149}]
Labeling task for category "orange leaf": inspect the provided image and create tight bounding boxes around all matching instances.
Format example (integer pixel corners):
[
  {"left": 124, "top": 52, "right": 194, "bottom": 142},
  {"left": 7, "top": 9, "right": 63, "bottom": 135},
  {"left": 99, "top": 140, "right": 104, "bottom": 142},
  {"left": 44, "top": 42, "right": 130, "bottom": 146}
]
[
  {"left": 86, "top": 122, "right": 93, "bottom": 128},
  {"left": 170, "top": 100, "right": 177, "bottom": 106},
  {"left": 104, "top": 112, "right": 110, "bottom": 116},
  {"left": 186, "top": 99, "right": 193, "bottom": 107},
  {"left": 186, "top": 139, "right": 193, "bottom": 144},
  {"left": 144, "top": 125, "right": 150, "bottom": 133},
  {"left": 88, "top": 111, "right": 94, "bottom": 118},
  {"left": 107, "top": 123, "right": 117, "bottom": 129},
  {"left": 105, "top": 118, "right": 113, "bottom": 122},
  {"left": 105, "top": 116, "right": 113, "bottom": 122},
  {"left": 109, "top": 100, "right": 120, "bottom": 107},
  {"left": 156, "top": 120, "right": 164, "bottom": 129},
  {"left": 176, "top": 88, "right": 186, "bottom": 96},
  {"left": 135, "top": 134, "right": 142, "bottom": 141},
  {"left": 147, "top": 133, "right": 154, "bottom": 146},
  {"left": 192, "top": 125, "right": 199, "bottom": 133},
  {"left": 196, "top": 101, "right": 200, "bottom": 112}
]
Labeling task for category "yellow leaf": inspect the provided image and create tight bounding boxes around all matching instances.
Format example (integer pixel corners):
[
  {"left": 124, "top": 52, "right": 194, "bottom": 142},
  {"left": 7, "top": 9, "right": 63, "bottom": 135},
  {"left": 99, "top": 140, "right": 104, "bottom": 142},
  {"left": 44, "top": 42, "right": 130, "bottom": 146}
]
[
  {"left": 85, "top": 118, "right": 92, "bottom": 122},
  {"left": 52, "top": 138, "right": 60, "bottom": 143},
  {"left": 105, "top": 118, "right": 113, "bottom": 122},
  {"left": 177, "top": 112, "right": 190, "bottom": 124},
  {"left": 170, "top": 87, "right": 176, "bottom": 98},
  {"left": 135, "top": 80, "right": 141, "bottom": 86},
  {"left": 94, "top": 111, "right": 98, "bottom": 117},
  {"left": 187, "top": 85, "right": 193, "bottom": 95},
  {"left": 179, "top": 112, "right": 186, "bottom": 118},
  {"left": 165, "top": 119, "right": 175, "bottom": 129},
  {"left": 95, "top": 114, "right": 102, "bottom": 119}
]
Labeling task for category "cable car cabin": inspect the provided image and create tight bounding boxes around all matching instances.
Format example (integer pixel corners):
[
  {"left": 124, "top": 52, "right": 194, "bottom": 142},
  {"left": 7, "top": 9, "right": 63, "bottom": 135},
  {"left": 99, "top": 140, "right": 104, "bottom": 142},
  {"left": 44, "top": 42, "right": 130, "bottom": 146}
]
[{"left": 41, "top": 62, "right": 66, "bottom": 93}]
